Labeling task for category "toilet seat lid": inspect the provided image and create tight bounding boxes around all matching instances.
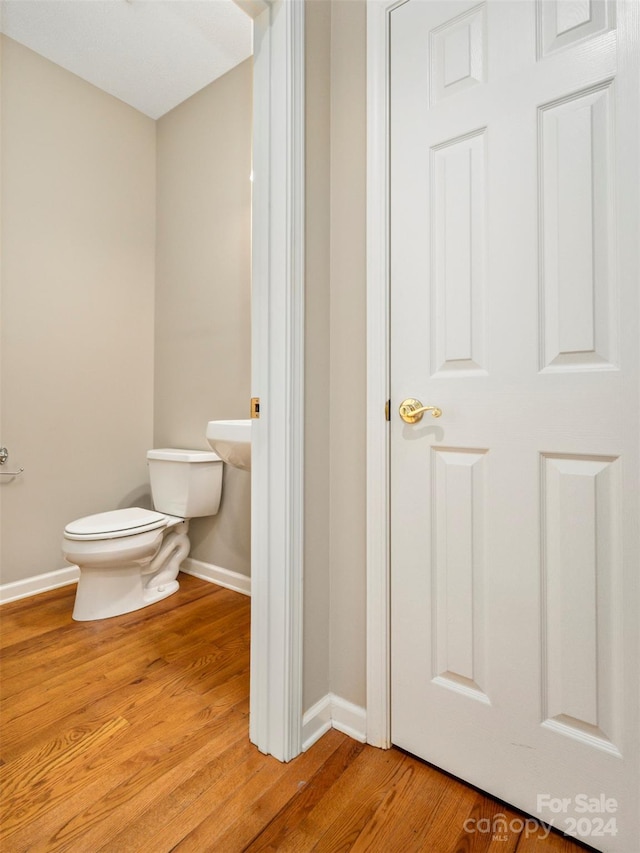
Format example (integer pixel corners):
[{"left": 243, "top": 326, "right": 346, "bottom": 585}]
[{"left": 64, "top": 508, "right": 167, "bottom": 540}]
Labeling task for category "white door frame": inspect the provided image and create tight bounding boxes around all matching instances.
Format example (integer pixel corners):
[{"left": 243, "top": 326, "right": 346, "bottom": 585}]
[
  {"left": 365, "top": 0, "right": 399, "bottom": 751},
  {"left": 250, "top": 0, "right": 305, "bottom": 762}
]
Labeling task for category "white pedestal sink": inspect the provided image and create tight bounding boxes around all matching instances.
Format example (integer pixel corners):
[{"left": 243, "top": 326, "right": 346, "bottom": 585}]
[{"left": 206, "top": 419, "right": 251, "bottom": 471}]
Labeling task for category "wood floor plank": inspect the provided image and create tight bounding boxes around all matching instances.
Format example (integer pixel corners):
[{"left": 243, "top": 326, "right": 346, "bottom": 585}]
[
  {"left": 1, "top": 642, "right": 165, "bottom": 721},
  {"left": 245, "top": 736, "right": 367, "bottom": 853},
  {"left": 0, "top": 587, "right": 75, "bottom": 649},
  {"left": 4, "top": 697, "right": 249, "bottom": 852},
  {"left": 266, "top": 745, "right": 409, "bottom": 852},
  {"left": 1, "top": 633, "right": 249, "bottom": 765},
  {"left": 447, "top": 793, "right": 522, "bottom": 853},
  {"left": 0, "top": 717, "right": 128, "bottom": 803},
  {"left": 24, "top": 710, "right": 251, "bottom": 853},
  {"left": 181, "top": 729, "right": 351, "bottom": 853},
  {"left": 96, "top": 730, "right": 255, "bottom": 853},
  {"left": 167, "top": 750, "right": 302, "bottom": 851},
  {"left": 1, "top": 604, "right": 248, "bottom": 758},
  {"left": 0, "top": 650, "right": 169, "bottom": 754},
  {"left": 0, "top": 601, "right": 246, "bottom": 700},
  {"left": 346, "top": 757, "right": 475, "bottom": 853},
  {"left": 133, "top": 735, "right": 280, "bottom": 853},
  {"left": 2, "top": 655, "right": 187, "bottom": 762},
  {"left": 0, "top": 715, "right": 130, "bottom": 840}
]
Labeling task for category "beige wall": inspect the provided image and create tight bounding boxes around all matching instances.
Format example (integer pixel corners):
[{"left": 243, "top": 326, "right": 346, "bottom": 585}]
[
  {"left": 155, "top": 58, "right": 252, "bottom": 576},
  {"left": 0, "top": 38, "right": 253, "bottom": 586},
  {"left": 328, "top": 0, "right": 367, "bottom": 710},
  {"left": 303, "top": 0, "right": 368, "bottom": 712},
  {"left": 0, "top": 36, "right": 156, "bottom": 585}
]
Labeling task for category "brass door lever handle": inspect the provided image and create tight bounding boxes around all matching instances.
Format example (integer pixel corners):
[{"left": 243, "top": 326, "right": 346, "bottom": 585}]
[{"left": 399, "top": 398, "right": 442, "bottom": 424}]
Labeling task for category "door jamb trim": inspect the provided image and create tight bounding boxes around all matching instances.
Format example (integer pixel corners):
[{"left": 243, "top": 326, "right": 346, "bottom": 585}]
[
  {"left": 366, "top": 0, "right": 402, "bottom": 749},
  {"left": 250, "top": 0, "right": 305, "bottom": 762}
]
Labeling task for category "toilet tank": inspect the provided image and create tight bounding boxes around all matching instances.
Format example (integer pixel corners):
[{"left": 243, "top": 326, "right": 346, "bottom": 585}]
[{"left": 147, "top": 449, "right": 223, "bottom": 518}]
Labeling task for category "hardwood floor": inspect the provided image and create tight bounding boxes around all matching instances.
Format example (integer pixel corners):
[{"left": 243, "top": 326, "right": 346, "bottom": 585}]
[{"left": 0, "top": 574, "right": 591, "bottom": 853}]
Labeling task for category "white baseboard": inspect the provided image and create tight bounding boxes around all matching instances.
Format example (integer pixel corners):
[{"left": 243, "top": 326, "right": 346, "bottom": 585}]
[
  {"left": 0, "top": 558, "right": 250, "bottom": 606},
  {"left": 0, "top": 566, "right": 80, "bottom": 605},
  {"left": 302, "top": 694, "right": 333, "bottom": 750},
  {"left": 332, "top": 695, "right": 368, "bottom": 743},
  {"left": 181, "top": 558, "right": 251, "bottom": 597},
  {"left": 302, "top": 692, "right": 367, "bottom": 751}
]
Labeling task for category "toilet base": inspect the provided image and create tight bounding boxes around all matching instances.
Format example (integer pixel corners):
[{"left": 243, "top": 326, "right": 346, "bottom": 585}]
[{"left": 72, "top": 564, "right": 181, "bottom": 621}]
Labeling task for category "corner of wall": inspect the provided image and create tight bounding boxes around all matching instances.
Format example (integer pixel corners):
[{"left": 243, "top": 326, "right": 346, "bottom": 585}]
[{"left": 302, "top": 692, "right": 367, "bottom": 752}]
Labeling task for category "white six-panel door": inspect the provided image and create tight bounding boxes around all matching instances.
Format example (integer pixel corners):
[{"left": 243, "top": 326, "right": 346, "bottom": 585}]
[{"left": 389, "top": 2, "right": 639, "bottom": 850}]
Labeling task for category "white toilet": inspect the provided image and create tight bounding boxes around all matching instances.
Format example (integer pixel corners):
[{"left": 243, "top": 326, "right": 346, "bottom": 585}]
[{"left": 63, "top": 448, "right": 223, "bottom": 621}]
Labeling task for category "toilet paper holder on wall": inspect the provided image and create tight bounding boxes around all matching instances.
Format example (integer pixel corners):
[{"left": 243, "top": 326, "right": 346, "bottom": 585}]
[{"left": 0, "top": 446, "right": 24, "bottom": 476}]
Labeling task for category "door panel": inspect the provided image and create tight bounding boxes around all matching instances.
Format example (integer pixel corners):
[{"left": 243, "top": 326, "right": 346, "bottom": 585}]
[
  {"left": 431, "top": 446, "right": 489, "bottom": 702},
  {"left": 539, "top": 81, "right": 617, "bottom": 371},
  {"left": 389, "top": 2, "right": 639, "bottom": 850},
  {"left": 541, "top": 452, "right": 621, "bottom": 752}
]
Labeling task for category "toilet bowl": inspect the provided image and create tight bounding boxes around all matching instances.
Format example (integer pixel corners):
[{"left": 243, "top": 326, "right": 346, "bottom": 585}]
[{"left": 63, "top": 449, "right": 222, "bottom": 621}]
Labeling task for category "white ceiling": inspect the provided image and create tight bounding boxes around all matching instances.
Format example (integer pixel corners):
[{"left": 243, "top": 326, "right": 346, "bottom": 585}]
[{"left": 0, "top": 0, "right": 253, "bottom": 119}]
